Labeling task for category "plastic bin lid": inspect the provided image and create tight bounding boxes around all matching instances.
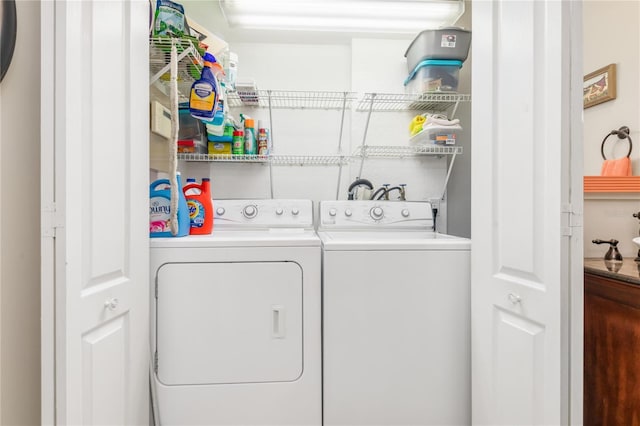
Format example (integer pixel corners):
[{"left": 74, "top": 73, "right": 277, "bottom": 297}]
[
  {"left": 405, "top": 27, "right": 471, "bottom": 57},
  {"left": 404, "top": 59, "right": 463, "bottom": 86}
]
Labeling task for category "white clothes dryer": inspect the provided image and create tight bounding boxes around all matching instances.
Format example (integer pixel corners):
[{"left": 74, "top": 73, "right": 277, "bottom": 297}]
[
  {"left": 150, "top": 199, "right": 321, "bottom": 426},
  {"left": 318, "top": 200, "right": 471, "bottom": 426}
]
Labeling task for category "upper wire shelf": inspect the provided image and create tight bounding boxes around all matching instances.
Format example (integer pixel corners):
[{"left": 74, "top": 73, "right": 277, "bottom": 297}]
[
  {"left": 149, "top": 37, "right": 203, "bottom": 102},
  {"left": 356, "top": 93, "right": 471, "bottom": 112},
  {"left": 354, "top": 145, "right": 463, "bottom": 158},
  {"left": 226, "top": 90, "right": 357, "bottom": 110},
  {"left": 177, "top": 153, "right": 348, "bottom": 165},
  {"left": 177, "top": 154, "right": 268, "bottom": 163}
]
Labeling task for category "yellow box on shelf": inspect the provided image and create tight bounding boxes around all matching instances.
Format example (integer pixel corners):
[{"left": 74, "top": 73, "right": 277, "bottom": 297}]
[{"left": 208, "top": 141, "right": 232, "bottom": 156}]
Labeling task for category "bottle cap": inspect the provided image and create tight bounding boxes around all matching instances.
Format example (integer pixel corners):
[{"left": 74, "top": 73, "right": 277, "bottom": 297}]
[
  {"left": 245, "top": 118, "right": 255, "bottom": 127},
  {"left": 233, "top": 130, "right": 244, "bottom": 136}
]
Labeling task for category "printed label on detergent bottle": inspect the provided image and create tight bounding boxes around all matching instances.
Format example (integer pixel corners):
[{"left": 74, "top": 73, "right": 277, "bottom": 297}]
[
  {"left": 149, "top": 196, "right": 172, "bottom": 233},
  {"left": 190, "top": 82, "right": 216, "bottom": 112},
  {"left": 187, "top": 199, "right": 205, "bottom": 228}
]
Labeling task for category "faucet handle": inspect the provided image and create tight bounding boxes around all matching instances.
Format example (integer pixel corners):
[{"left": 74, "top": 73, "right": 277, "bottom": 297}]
[
  {"left": 633, "top": 212, "right": 640, "bottom": 219},
  {"left": 593, "top": 239, "right": 620, "bottom": 246}
]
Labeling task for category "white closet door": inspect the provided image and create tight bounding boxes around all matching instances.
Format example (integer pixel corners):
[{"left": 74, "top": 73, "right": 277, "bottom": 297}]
[
  {"left": 41, "top": 0, "right": 149, "bottom": 424},
  {"left": 471, "top": 0, "right": 582, "bottom": 425}
]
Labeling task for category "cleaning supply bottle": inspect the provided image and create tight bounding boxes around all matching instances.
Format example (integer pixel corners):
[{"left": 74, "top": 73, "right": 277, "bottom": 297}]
[
  {"left": 232, "top": 130, "right": 245, "bottom": 155},
  {"left": 182, "top": 178, "right": 214, "bottom": 234},
  {"left": 244, "top": 118, "right": 257, "bottom": 155},
  {"left": 189, "top": 52, "right": 219, "bottom": 121},
  {"left": 149, "top": 173, "right": 190, "bottom": 237}
]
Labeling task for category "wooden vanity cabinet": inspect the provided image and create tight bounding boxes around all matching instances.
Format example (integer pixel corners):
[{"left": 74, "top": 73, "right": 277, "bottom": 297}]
[{"left": 584, "top": 271, "right": 640, "bottom": 426}]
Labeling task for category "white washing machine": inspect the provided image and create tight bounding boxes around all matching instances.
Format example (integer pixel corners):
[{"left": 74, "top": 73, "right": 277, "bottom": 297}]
[
  {"left": 318, "top": 200, "right": 471, "bottom": 426},
  {"left": 150, "top": 199, "right": 321, "bottom": 426}
]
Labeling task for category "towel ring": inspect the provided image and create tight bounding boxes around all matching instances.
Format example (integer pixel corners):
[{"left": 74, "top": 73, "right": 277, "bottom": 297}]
[{"left": 601, "top": 126, "right": 633, "bottom": 160}]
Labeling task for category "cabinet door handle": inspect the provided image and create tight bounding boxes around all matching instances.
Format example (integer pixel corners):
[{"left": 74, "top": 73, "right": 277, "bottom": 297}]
[
  {"left": 104, "top": 298, "right": 119, "bottom": 311},
  {"left": 508, "top": 293, "right": 522, "bottom": 305}
]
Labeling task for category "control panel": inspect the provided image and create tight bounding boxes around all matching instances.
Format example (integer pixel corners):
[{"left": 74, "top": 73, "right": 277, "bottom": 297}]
[
  {"left": 213, "top": 199, "right": 313, "bottom": 228},
  {"left": 319, "top": 201, "right": 434, "bottom": 229}
]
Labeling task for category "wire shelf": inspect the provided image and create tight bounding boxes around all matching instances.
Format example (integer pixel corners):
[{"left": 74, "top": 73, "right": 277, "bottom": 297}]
[
  {"left": 270, "top": 155, "right": 348, "bottom": 165},
  {"left": 226, "top": 90, "right": 357, "bottom": 110},
  {"left": 178, "top": 154, "right": 269, "bottom": 163},
  {"left": 149, "top": 37, "right": 203, "bottom": 102},
  {"left": 353, "top": 145, "right": 463, "bottom": 157},
  {"left": 178, "top": 153, "right": 348, "bottom": 165},
  {"left": 356, "top": 93, "right": 471, "bottom": 112}
]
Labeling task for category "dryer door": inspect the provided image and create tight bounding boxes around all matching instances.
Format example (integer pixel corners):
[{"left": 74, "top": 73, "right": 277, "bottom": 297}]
[{"left": 156, "top": 261, "right": 303, "bottom": 385}]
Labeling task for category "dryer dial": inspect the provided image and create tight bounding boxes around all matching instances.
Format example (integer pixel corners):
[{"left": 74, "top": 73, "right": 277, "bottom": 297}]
[{"left": 242, "top": 205, "right": 258, "bottom": 219}]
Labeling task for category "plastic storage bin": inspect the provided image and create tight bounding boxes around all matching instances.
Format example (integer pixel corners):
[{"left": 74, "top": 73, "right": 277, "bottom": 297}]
[
  {"left": 409, "top": 114, "right": 462, "bottom": 145},
  {"left": 404, "top": 60, "right": 462, "bottom": 94},
  {"left": 405, "top": 27, "right": 471, "bottom": 72}
]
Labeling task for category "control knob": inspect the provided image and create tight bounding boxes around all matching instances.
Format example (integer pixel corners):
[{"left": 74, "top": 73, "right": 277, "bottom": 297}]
[
  {"left": 242, "top": 205, "right": 258, "bottom": 219},
  {"left": 329, "top": 208, "right": 337, "bottom": 217},
  {"left": 345, "top": 209, "right": 352, "bottom": 217},
  {"left": 291, "top": 208, "right": 300, "bottom": 216},
  {"left": 401, "top": 209, "right": 410, "bottom": 218},
  {"left": 216, "top": 207, "right": 225, "bottom": 216},
  {"left": 370, "top": 206, "right": 384, "bottom": 220},
  {"left": 276, "top": 208, "right": 284, "bottom": 215}
]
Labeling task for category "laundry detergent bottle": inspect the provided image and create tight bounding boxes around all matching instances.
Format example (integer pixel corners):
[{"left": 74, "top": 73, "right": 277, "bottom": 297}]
[
  {"left": 189, "top": 52, "right": 219, "bottom": 121},
  {"left": 182, "top": 178, "right": 214, "bottom": 235},
  {"left": 149, "top": 173, "right": 190, "bottom": 238}
]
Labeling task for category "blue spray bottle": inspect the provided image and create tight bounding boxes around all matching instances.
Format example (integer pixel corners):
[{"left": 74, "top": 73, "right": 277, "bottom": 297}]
[{"left": 189, "top": 53, "right": 219, "bottom": 121}]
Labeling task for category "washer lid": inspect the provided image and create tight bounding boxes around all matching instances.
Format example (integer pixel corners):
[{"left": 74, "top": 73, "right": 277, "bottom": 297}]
[{"left": 319, "top": 230, "right": 470, "bottom": 251}]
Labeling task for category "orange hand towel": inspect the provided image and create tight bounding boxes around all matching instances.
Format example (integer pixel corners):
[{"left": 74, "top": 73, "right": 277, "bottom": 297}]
[{"left": 601, "top": 157, "right": 632, "bottom": 176}]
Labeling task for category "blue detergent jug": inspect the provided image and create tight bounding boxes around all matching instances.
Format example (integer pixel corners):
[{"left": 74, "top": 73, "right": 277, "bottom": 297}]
[{"left": 149, "top": 173, "right": 190, "bottom": 237}]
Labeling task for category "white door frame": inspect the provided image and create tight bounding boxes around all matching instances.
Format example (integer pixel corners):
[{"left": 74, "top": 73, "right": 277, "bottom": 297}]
[
  {"left": 40, "top": 1, "right": 56, "bottom": 423},
  {"left": 568, "top": 1, "right": 584, "bottom": 424}
]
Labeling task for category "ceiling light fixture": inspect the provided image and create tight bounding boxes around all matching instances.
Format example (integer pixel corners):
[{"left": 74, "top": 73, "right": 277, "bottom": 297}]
[{"left": 219, "top": 0, "right": 465, "bottom": 34}]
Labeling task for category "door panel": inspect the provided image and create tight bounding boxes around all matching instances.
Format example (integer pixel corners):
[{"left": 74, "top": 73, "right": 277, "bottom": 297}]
[
  {"left": 471, "top": 0, "right": 577, "bottom": 424},
  {"left": 157, "top": 262, "right": 303, "bottom": 385},
  {"left": 493, "top": 309, "right": 545, "bottom": 425},
  {"left": 82, "top": 315, "right": 129, "bottom": 425},
  {"left": 43, "top": 0, "right": 149, "bottom": 424}
]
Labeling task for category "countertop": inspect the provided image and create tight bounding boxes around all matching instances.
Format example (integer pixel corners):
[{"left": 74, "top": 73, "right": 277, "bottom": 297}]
[{"left": 584, "top": 258, "right": 640, "bottom": 286}]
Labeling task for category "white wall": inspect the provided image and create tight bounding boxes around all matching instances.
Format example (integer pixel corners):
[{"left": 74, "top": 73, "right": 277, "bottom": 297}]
[
  {"left": 583, "top": 1, "right": 640, "bottom": 259},
  {"left": 0, "top": 1, "right": 41, "bottom": 424},
  {"left": 446, "top": 0, "right": 472, "bottom": 238}
]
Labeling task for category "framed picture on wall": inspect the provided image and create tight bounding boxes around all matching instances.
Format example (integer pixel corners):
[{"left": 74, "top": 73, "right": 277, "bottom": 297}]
[{"left": 583, "top": 63, "right": 617, "bottom": 109}]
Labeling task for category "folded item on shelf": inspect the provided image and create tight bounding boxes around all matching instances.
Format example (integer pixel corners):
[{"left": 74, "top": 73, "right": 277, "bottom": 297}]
[{"left": 409, "top": 113, "right": 462, "bottom": 145}]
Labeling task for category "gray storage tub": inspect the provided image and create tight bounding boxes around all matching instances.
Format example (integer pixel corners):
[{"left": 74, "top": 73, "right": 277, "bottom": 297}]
[{"left": 405, "top": 27, "right": 471, "bottom": 72}]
